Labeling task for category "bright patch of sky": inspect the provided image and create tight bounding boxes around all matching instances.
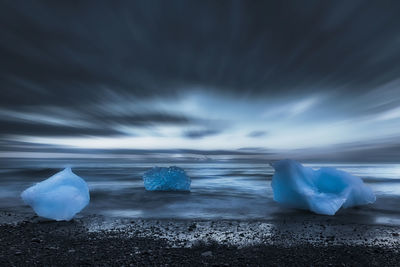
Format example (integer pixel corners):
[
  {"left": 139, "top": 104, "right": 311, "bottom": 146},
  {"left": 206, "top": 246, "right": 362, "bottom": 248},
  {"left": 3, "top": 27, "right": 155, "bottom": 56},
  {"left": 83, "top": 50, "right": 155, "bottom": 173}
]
[{"left": 15, "top": 88, "right": 400, "bottom": 151}]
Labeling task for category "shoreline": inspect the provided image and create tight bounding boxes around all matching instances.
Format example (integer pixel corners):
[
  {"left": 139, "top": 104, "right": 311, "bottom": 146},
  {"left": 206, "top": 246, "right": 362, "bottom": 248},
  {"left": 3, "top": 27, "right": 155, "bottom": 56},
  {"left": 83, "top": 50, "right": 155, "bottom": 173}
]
[{"left": 1, "top": 212, "right": 399, "bottom": 266}]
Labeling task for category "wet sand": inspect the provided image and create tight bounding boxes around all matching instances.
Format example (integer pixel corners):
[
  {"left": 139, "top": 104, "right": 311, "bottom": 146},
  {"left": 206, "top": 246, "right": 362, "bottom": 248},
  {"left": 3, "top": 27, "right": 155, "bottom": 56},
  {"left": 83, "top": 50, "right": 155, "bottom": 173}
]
[{"left": 1, "top": 211, "right": 399, "bottom": 266}]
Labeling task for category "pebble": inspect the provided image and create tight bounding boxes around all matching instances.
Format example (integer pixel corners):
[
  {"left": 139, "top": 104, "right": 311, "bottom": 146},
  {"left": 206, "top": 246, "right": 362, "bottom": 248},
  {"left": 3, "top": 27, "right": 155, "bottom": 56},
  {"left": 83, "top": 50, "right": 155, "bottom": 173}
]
[
  {"left": 31, "top": 237, "right": 41, "bottom": 243},
  {"left": 201, "top": 251, "right": 213, "bottom": 257}
]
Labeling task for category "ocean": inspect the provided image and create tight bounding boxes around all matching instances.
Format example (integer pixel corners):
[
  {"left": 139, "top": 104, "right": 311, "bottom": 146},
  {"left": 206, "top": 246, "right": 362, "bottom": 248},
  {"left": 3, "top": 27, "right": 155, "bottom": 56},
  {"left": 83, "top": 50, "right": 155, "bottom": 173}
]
[{"left": 1, "top": 158, "right": 399, "bottom": 225}]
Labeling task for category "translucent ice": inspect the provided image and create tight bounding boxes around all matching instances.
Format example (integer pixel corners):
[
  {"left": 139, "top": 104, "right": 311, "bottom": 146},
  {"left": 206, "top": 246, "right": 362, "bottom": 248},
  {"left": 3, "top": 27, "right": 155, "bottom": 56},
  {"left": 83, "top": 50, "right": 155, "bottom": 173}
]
[
  {"left": 21, "top": 168, "right": 90, "bottom": 221},
  {"left": 271, "top": 160, "right": 376, "bottom": 215},
  {"left": 143, "top": 166, "right": 191, "bottom": 191}
]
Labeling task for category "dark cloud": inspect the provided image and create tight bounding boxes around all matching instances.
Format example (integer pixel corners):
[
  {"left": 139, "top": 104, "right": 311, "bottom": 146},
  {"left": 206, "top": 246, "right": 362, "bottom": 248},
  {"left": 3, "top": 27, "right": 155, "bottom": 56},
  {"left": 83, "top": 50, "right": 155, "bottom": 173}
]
[
  {"left": 183, "top": 129, "right": 221, "bottom": 139},
  {"left": 0, "top": 119, "right": 123, "bottom": 137},
  {"left": 247, "top": 131, "right": 268, "bottom": 138},
  {"left": 0, "top": 110, "right": 194, "bottom": 137},
  {"left": 1, "top": 0, "right": 400, "bottom": 108},
  {"left": 1, "top": 1, "right": 400, "bottom": 156},
  {"left": 90, "top": 113, "right": 191, "bottom": 126}
]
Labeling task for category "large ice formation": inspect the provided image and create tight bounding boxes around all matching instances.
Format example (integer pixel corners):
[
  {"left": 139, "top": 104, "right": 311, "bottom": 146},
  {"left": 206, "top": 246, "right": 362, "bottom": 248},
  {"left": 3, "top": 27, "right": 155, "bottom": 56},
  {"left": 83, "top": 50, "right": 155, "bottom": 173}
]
[
  {"left": 21, "top": 167, "right": 90, "bottom": 221},
  {"left": 271, "top": 159, "right": 376, "bottom": 215},
  {"left": 143, "top": 166, "right": 191, "bottom": 191}
]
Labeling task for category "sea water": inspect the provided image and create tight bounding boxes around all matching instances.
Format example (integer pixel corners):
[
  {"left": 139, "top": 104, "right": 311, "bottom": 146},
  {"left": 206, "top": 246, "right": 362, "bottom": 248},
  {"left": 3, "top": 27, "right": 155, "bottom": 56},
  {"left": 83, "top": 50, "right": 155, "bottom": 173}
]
[{"left": 0, "top": 158, "right": 399, "bottom": 225}]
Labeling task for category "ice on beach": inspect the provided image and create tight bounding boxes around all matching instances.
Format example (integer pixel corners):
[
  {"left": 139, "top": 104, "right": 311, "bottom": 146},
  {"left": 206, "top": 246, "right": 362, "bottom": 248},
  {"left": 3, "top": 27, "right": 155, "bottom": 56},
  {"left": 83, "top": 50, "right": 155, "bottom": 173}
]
[
  {"left": 143, "top": 166, "right": 191, "bottom": 191},
  {"left": 21, "top": 168, "right": 90, "bottom": 221},
  {"left": 271, "top": 160, "right": 376, "bottom": 215}
]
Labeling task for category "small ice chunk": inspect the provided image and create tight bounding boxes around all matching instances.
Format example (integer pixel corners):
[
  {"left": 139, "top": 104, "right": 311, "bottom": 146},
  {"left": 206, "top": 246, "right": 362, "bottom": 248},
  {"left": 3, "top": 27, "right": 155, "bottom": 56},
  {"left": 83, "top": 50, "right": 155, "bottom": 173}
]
[
  {"left": 271, "top": 159, "right": 376, "bottom": 215},
  {"left": 143, "top": 166, "right": 191, "bottom": 191},
  {"left": 21, "top": 167, "right": 90, "bottom": 221}
]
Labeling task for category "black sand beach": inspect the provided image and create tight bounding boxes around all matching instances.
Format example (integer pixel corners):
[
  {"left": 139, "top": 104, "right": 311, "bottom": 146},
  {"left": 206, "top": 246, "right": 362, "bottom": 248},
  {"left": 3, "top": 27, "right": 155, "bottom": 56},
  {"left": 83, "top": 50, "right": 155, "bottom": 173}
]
[{"left": 1, "top": 212, "right": 399, "bottom": 266}]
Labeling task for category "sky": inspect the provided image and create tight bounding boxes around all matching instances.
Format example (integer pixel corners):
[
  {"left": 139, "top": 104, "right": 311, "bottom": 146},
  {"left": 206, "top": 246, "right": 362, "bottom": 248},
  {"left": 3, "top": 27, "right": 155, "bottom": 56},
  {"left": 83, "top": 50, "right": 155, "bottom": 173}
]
[{"left": 1, "top": 1, "right": 400, "bottom": 161}]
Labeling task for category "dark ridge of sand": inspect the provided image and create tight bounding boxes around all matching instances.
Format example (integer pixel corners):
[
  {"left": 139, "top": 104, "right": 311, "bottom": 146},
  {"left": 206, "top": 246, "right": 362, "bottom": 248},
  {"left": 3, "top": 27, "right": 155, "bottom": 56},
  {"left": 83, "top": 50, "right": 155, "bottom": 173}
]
[{"left": 0, "top": 212, "right": 400, "bottom": 266}]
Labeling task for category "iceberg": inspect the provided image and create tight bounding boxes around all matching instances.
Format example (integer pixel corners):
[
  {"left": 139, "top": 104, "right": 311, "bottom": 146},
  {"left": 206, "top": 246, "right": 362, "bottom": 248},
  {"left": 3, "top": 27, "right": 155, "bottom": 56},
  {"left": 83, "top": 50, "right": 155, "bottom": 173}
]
[
  {"left": 21, "top": 167, "right": 90, "bottom": 221},
  {"left": 271, "top": 159, "right": 376, "bottom": 215},
  {"left": 143, "top": 166, "right": 191, "bottom": 191}
]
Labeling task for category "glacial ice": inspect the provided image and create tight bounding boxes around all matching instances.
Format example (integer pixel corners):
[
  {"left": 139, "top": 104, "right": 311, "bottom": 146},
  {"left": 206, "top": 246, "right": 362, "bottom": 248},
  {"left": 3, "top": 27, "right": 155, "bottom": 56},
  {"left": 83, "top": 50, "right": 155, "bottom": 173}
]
[
  {"left": 271, "top": 159, "right": 376, "bottom": 215},
  {"left": 21, "top": 167, "right": 90, "bottom": 221},
  {"left": 143, "top": 166, "right": 191, "bottom": 191}
]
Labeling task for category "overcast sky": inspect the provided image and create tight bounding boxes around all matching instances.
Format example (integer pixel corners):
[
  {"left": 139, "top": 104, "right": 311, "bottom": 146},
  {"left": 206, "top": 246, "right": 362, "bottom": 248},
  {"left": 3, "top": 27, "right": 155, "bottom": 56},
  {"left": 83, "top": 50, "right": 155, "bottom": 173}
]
[{"left": 1, "top": 1, "right": 400, "bottom": 159}]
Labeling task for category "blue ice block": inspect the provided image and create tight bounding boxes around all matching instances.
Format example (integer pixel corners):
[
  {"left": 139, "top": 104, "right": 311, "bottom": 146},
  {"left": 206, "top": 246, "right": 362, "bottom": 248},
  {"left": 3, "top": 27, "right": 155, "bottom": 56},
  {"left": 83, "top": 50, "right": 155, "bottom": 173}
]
[
  {"left": 21, "top": 167, "right": 90, "bottom": 221},
  {"left": 272, "top": 160, "right": 375, "bottom": 215},
  {"left": 143, "top": 166, "right": 191, "bottom": 191}
]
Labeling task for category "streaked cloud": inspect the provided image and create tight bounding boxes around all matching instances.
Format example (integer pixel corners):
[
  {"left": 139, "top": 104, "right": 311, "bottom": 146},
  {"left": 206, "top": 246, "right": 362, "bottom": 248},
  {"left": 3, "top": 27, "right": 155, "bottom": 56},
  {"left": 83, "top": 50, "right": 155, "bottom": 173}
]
[
  {"left": 247, "top": 131, "right": 268, "bottom": 138},
  {"left": 1, "top": 1, "right": 400, "bottom": 160}
]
